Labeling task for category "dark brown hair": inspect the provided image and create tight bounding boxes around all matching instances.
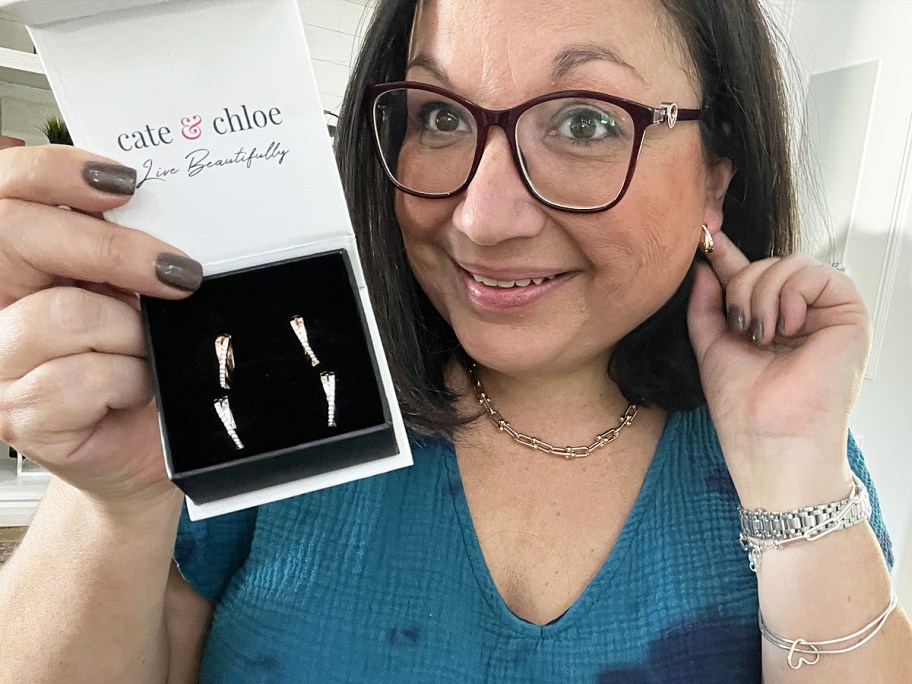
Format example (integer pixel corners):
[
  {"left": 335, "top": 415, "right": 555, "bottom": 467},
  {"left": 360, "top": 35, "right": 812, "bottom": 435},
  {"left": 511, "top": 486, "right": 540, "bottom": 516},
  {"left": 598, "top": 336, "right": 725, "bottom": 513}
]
[{"left": 335, "top": 0, "right": 796, "bottom": 436}]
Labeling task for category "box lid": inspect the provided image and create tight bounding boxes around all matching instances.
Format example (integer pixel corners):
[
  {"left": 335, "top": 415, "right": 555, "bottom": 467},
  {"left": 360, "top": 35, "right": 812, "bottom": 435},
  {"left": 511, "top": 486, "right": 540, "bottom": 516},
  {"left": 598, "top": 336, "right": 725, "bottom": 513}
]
[{"left": 7, "top": 0, "right": 353, "bottom": 272}]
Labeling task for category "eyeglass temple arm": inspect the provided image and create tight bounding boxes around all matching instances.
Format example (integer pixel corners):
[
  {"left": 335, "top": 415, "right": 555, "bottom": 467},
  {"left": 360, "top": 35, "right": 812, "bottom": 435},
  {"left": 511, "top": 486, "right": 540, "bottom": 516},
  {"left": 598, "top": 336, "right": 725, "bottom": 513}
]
[{"left": 652, "top": 102, "right": 703, "bottom": 129}]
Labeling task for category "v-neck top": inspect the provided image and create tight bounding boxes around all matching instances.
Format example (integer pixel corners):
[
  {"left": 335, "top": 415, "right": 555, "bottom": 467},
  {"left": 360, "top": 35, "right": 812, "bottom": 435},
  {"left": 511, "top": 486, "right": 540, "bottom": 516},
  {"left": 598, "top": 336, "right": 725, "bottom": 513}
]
[{"left": 174, "top": 406, "right": 894, "bottom": 683}]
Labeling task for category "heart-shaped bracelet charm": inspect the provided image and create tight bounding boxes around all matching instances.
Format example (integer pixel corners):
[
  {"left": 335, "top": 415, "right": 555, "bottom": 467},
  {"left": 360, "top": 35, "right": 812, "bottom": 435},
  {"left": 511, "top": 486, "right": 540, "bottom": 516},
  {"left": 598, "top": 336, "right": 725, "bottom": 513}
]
[{"left": 787, "top": 639, "right": 821, "bottom": 670}]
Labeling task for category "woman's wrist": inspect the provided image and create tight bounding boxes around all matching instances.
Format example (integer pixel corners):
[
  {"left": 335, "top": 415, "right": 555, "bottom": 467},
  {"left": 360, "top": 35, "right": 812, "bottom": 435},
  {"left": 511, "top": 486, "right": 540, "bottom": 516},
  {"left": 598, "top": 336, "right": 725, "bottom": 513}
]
[
  {"left": 723, "top": 440, "right": 854, "bottom": 510},
  {"left": 47, "top": 476, "right": 185, "bottom": 541}
]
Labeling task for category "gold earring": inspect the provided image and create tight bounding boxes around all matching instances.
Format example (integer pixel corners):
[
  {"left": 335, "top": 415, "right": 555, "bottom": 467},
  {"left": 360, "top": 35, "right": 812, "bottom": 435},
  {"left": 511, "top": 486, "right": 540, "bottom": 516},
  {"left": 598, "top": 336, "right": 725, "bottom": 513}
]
[
  {"left": 215, "top": 334, "right": 235, "bottom": 390},
  {"left": 701, "top": 224, "right": 714, "bottom": 254},
  {"left": 290, "top": 315, "right": 320, "bottom": 367}
]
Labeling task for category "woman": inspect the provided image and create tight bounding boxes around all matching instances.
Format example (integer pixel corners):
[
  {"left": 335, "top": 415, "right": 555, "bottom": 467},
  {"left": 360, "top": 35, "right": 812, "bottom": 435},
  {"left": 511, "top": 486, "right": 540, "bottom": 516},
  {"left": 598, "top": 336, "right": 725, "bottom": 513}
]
[{"left": 0, "top": 0, "right": 909, "bottom": 681}]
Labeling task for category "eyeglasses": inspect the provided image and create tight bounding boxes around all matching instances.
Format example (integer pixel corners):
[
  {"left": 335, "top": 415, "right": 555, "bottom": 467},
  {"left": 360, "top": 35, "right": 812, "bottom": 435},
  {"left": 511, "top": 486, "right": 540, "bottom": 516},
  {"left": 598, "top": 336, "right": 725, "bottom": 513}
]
[{"left": 365, "top": 81, "right": 702, "bottom": 213}]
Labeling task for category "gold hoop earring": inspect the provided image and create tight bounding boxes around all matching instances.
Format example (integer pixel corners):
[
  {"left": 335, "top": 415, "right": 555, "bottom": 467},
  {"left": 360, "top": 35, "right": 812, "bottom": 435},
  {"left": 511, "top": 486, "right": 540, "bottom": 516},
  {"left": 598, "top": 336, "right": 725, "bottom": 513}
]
[{"left": 701, "top": 224, "right": 714, "bottom": 254}]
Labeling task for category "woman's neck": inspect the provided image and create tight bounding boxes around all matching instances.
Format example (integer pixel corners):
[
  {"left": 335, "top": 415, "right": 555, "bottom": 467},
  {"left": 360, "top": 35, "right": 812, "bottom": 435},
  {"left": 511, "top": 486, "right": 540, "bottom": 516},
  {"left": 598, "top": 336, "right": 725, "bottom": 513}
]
[{"left": 447, "top": 354, "right": 638, "bottom": 448}]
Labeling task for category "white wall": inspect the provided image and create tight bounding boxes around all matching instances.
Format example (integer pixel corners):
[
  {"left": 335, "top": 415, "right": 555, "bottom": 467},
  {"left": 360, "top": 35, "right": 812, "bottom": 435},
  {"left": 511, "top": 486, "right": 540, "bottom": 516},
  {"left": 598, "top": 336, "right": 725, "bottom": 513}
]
[
  {"left": 765, "top": 0, "right": 912, "bottom": 605},
  {"left": 298, "top": 0, "right": 375, "bottom": 115}
]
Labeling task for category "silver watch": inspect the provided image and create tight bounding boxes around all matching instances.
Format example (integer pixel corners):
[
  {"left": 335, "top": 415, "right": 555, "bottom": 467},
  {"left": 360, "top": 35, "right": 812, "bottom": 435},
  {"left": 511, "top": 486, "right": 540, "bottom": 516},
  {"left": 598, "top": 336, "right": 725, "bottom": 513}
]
[{"left": 738, "top": 475, "right": 872, "bottom": 542}]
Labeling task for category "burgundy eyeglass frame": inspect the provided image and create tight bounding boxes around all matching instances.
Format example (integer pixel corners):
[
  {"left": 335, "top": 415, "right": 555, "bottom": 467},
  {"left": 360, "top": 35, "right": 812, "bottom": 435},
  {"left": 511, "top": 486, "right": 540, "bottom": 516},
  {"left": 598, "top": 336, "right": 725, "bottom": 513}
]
[{"left": 364, "top": 81, "right": 702, "bottom": 214}]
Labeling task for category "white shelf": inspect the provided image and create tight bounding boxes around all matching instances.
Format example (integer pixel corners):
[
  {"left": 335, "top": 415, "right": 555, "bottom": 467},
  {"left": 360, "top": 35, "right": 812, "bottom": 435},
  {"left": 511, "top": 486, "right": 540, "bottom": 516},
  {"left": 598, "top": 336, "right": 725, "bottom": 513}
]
[
  {"left": 0, "top": 45, "right": 40, "bottom": 73},
  {"left": 0, "top": 44, "right": 48, "bottom": 90},
  {"left": 0, "top": 456, "right": 48, "bottom": 527}
]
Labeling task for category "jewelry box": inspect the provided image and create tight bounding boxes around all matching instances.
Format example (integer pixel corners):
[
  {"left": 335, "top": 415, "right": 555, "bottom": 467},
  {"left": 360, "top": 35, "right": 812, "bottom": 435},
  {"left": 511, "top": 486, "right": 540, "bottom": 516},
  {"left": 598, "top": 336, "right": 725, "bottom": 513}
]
[{"left": 4, "top": 0, "right": 412, "bottom": 519}]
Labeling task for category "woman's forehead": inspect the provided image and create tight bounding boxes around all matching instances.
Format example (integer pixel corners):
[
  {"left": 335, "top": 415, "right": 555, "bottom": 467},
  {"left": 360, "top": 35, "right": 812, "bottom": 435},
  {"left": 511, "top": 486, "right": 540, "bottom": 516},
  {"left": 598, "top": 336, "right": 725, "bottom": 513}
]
[{"left": 409, "top": 0, "right": 695, "bottom": 100}]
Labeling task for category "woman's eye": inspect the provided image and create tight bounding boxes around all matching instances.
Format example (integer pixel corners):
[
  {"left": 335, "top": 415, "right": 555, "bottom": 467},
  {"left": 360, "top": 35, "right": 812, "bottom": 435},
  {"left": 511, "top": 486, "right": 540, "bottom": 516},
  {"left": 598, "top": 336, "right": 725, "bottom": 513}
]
[
  {"left": 419, "top": 103, "right": 470, "bottom": 133},
  {"left": 557, "top": 108, "right": 618, "bottom": 142}
]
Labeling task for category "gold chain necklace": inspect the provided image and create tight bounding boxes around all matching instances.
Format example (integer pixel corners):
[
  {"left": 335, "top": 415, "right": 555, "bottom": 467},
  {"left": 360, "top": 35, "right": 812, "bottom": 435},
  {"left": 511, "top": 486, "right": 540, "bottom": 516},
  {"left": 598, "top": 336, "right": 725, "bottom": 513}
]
[{"left": 466, "top": 362, "right": 639, "bottom": 460}]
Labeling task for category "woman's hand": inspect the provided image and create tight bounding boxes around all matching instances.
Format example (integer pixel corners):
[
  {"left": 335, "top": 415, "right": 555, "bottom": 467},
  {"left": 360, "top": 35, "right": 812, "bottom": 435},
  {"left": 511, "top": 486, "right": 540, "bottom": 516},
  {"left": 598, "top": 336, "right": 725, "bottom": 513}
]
[
  {"left": 687, "top": 230, "right": 869, "bottom": 508},
  {"left": 0, "top": 145, "right": 202, "bottom": 509}
]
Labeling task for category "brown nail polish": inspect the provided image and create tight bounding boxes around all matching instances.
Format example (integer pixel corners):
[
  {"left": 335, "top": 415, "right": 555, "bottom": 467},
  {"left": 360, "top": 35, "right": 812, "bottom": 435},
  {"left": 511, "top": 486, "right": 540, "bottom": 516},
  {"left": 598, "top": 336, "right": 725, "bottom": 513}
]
[
  {"left": 750, "top": 318, "right": 764, "bottom": 345},
  {"left": 83, "top": 162, "right": 137, "bottom": 196},
  {"left": 728, "top": 306, "right": 745, "bottom": 334},
  {"left": 155, "top": 253, "right": 202, "bottom": 292}
]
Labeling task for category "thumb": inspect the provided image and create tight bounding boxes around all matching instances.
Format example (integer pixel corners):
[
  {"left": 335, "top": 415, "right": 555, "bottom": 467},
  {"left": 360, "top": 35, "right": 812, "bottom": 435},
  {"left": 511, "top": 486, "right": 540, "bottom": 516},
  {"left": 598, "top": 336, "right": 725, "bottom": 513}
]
[{"left": 688, "top": 261, "right": 727, "bottom": 363}]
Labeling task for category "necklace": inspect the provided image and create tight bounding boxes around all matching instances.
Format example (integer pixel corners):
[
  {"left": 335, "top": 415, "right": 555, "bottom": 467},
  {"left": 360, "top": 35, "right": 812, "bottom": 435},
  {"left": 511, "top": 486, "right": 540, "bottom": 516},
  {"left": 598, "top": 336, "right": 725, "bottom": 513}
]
[{"left": 466, "top": 362, "right": 638, "bottom": 460}]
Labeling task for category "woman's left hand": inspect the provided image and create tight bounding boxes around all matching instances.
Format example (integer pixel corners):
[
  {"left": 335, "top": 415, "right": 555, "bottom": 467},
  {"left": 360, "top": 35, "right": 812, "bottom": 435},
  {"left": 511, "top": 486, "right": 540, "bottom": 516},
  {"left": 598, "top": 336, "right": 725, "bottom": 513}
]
[{"left": 687, "top": 230, "right": 871, "bottom": 507}]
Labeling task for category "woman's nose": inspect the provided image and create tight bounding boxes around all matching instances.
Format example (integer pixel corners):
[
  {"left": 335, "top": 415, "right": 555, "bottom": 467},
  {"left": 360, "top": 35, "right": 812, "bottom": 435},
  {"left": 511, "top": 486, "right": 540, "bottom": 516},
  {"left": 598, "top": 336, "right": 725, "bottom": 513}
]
[{"left": 451, "top": 129, "right": 547, "bottom": 245}]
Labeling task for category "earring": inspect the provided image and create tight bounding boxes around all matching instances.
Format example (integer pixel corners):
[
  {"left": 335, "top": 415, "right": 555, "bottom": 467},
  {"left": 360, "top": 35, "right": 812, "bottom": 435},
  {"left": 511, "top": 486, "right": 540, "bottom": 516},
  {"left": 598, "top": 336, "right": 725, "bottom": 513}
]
[
  {"left": 290, "top": 315, "right": 320, "bottom": 367},
  {"left": 214, "top": 396, "right": 244, "bottom": 449},
  {"left": 701, "top": 224, "right": 715, "bottom": 254},
  {"left": 214, "top": 334, "right": 235, "bottom": 390},
  {"left": 320, "top": 371, "right": 336, "bottom": 427}
]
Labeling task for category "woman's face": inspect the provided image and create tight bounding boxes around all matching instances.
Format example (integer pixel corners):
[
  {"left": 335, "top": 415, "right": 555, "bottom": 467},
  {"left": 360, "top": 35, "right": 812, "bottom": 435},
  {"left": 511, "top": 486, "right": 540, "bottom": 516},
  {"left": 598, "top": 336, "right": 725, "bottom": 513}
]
[{"left": 395, "top": 0, "right": 732, "bottom": 376}]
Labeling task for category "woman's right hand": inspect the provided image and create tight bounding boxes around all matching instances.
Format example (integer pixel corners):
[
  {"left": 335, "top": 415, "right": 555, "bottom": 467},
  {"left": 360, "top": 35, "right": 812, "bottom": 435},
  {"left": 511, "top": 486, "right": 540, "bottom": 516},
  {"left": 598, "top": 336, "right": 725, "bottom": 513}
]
[{"left": 0, "top": 145, "right": 202, "bottom": 509}]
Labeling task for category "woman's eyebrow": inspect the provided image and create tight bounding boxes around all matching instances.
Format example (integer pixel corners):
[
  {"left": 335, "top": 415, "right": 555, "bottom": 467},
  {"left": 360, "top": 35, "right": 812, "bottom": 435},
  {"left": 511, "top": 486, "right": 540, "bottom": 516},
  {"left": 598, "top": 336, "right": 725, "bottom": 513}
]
[
  {"left": 552, "top": 43, "right": 648, "bottom": 85},
  {"left": 405, "top": 54, "right": 453, "bottom": 88}
]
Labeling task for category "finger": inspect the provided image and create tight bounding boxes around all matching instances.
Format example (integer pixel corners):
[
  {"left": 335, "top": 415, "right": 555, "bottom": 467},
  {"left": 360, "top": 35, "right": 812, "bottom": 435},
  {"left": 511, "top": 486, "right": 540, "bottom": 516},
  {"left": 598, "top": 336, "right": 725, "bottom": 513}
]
[
  {"left": 703, "top": 229, "right": 751, "bottom": 288},
  {"left": 0, "top": 145, "right": 137, "bottom": 214},
  {"left": 779, "top": 265, "right": 869, "bottom": 339},
  {"left": 747, "top": 253, "right": 819, "bottom": 345},
  {"left": 0, "top": 287, "right": 146, "bottom": 379},
  {"left": 0, "top": 352, "right": 153, "bottom": 455},
  {"left": 0, "top": 199, "right": 202, "bottom": 305},
  {"left": 78, "top": 282, "right": 141, "bottom": 311},
  {"left": 687, "top": 262, "right": 727, "bottom": 362},
  {"left": 721, "top": 256, "right": 779, "bottom": 340}
]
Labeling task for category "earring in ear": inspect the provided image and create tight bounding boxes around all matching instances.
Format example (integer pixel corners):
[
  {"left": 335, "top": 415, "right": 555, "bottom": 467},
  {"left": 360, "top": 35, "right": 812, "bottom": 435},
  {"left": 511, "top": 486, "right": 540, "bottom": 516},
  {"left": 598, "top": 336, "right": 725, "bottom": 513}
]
[
  {"left": 215, "top": 334, "right": 235, "bottom": 390},
  {"left": 290, "top": 315, "right": 320, "bottom": 367},
  {"left": 701, "top": 224, "right": 715, "bottom": 254}
]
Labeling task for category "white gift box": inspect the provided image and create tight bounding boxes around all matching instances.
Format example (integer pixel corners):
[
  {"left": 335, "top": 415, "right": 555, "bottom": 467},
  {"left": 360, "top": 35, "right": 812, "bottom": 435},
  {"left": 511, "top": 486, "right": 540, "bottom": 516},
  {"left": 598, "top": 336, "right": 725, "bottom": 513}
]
[{"left": 0, "top": 0, "right": 412, "bottom": 519}]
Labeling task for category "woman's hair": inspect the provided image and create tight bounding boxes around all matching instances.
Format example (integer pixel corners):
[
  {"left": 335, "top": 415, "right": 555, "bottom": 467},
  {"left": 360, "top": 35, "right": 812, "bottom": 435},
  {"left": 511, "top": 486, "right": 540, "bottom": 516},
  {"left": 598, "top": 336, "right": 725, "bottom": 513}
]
[{"left": 335, "top": 0, "right": 797, "bottom": 436}]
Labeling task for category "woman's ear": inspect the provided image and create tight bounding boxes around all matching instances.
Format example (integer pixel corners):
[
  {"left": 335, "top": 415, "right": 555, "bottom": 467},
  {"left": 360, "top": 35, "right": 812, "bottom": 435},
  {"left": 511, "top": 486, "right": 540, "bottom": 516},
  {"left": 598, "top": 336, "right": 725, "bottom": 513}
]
[{"left": 702, "top": 157, "right": 735, "bottom": 229}]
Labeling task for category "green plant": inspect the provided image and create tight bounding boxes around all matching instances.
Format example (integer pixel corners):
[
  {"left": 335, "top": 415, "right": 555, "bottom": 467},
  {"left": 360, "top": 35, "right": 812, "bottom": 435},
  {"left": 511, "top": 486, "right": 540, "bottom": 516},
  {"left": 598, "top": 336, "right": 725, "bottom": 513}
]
[{"left": 41, "top": 116, "right": 72, "bottom": 145}]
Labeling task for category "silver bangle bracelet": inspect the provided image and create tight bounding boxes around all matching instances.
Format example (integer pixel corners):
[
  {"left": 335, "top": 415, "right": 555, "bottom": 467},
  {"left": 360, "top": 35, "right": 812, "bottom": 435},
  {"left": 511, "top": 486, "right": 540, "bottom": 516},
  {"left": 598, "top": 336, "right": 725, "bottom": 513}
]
[{"left": 759, "top": 591, "right": 898, "bottom": 670}]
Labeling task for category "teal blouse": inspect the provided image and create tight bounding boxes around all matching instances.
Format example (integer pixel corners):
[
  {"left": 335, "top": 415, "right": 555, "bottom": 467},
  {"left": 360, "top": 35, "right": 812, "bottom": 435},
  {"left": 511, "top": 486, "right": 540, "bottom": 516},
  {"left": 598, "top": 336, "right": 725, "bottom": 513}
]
[{"left": 175, "top": 406, "right": 893, "bottom": 683}]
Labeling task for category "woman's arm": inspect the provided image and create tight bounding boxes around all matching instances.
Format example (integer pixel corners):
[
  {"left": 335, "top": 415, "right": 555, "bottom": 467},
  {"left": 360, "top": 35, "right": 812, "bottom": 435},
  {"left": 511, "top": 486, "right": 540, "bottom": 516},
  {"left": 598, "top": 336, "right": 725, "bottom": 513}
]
[
  {"left": 754, "top": 506, "right": 911, "bottom": 681},
  {"left": 0, "top": 145, "right": 209, "bottom": 683},
  {"left": 0, "top": 479, "right": 189, "bottom": 683},
  {"left": 166, "top": 561, "right": 215, "bottom": 684},
  {"left": 688, "top": 230, "right": 912, "bottom": 681}
]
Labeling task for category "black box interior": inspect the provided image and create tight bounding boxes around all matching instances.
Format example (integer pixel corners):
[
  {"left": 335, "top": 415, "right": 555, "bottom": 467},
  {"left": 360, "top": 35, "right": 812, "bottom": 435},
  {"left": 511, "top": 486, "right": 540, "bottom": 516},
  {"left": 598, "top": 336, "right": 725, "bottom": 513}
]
[{"left": 142, "top": 250, "right": 396, "bottom": 503}]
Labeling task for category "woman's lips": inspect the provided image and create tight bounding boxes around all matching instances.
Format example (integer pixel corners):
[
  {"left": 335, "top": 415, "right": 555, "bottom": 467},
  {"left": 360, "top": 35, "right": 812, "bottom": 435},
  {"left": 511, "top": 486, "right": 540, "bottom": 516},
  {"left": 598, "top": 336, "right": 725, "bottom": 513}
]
[{"left": 458, "top": 265, "right": 574, "bottom": 310}]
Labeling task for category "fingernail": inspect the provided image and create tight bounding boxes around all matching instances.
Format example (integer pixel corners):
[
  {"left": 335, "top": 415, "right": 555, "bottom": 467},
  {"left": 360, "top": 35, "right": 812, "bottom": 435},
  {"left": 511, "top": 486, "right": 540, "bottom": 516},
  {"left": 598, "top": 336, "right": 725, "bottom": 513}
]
[
  {"left": 727, "top": 306, "right": 745, "bottom": 334},
  {"left": 155, "top": 253, "right": 202, "bottom": 292},
  {"left": 83, "top": 161, "right": 136, "bottom": 196},
  {"left": 776, "top": 315, "right": 785, "bottom": 336},
  {"left": 750, "top": 318, "right": 764, "bottom": 345}
]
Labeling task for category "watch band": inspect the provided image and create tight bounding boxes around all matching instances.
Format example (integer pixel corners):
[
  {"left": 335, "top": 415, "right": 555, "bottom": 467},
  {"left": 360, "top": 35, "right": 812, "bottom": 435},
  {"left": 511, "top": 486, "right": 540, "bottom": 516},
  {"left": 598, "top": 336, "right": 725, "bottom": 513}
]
[{"left": 738, "top": 475, "right": 871, "bottom": 542}]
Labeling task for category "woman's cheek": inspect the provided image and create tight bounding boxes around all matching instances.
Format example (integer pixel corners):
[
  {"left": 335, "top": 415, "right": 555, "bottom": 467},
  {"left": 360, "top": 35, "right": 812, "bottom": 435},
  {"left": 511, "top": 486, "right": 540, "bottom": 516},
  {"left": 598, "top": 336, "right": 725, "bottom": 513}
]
[{"left": 395, "top": 193, "right": 453, "bottom": 240}]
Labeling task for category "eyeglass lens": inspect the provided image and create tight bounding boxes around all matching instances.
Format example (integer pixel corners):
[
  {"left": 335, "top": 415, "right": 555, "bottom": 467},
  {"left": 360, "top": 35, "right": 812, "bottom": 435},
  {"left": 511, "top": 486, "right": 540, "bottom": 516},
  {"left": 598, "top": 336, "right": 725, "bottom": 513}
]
[{"left": 371, "top": 87, "right": 637, "bottom": 210}]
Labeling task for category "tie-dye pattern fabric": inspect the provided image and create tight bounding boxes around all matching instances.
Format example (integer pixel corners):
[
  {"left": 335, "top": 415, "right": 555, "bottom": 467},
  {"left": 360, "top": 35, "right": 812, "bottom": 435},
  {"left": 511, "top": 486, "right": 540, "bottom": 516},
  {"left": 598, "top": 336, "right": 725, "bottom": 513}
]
[{"left": 175, "top": 406, "right": 893, "bottom": 683}]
